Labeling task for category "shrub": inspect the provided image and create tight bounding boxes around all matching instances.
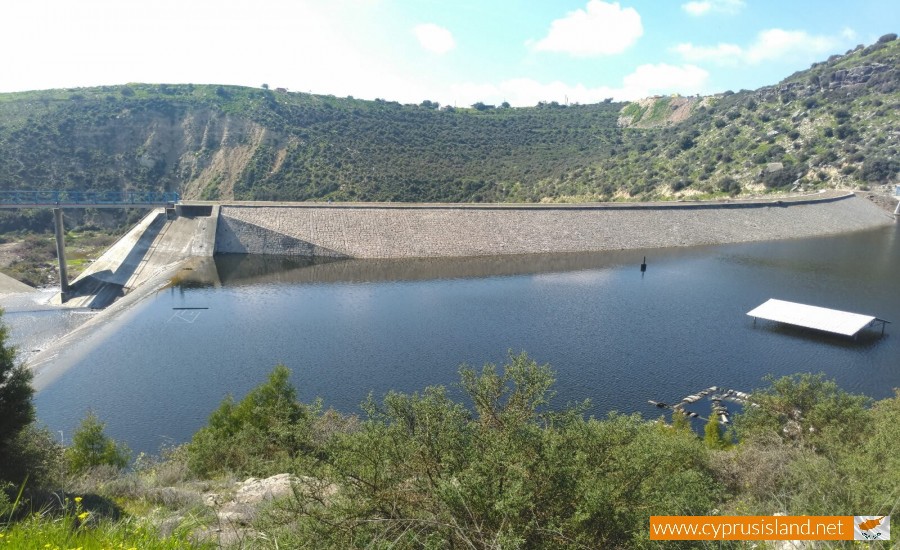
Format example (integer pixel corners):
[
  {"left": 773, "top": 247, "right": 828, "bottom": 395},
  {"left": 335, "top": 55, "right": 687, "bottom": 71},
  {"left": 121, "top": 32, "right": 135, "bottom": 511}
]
[
  {"left": 719, "top": 177, "right": 741, "bottom": 195},
  {"left": 65, "top": 412, "right": 131, "bottom": 474},
  {"left": 734, "top": 373, "right": 870, "bottom": 450},
  {"left": 187, "top": 364, "right": 320, "bottom": 477},
  {"left": 762, "top": 167, "right": 798, "bottom": 188},
  {"left": 262, "top": 353, "right": 721, "bottom": 548},
  {"left": 835, "top": 125, "right": 855, "bottom": 139},
  {"left": 0, "top": 310, "right": 35, "bottom": 485},
  {"left": 861, "top": 157, "right": 899, "bottom": 183}
]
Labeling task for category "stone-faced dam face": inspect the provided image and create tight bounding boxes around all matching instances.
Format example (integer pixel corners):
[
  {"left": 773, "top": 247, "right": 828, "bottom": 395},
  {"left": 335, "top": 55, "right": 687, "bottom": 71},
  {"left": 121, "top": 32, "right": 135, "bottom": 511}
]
[{"left": 211, "top": 194, "right": 895, "bottom": 258}]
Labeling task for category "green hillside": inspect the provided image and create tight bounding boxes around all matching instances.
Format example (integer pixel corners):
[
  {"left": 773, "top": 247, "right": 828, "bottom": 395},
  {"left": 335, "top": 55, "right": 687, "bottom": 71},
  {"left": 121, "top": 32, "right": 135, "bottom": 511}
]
[{"left": 0, "top": 34, "right": 897, "bottom": 204}]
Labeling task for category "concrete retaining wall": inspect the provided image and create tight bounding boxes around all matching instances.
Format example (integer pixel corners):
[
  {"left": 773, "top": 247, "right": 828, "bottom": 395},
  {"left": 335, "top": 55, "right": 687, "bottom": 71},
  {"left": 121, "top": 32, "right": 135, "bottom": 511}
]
[{"left": 214, "top": 194, "right": 895, "bottom": 258}]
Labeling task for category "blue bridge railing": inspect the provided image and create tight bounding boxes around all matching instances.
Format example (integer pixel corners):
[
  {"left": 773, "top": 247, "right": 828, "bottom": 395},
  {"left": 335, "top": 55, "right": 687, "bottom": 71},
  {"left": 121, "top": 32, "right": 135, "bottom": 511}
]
[{"left": 0, "top": 190, "right": 180, "bottom": 207}]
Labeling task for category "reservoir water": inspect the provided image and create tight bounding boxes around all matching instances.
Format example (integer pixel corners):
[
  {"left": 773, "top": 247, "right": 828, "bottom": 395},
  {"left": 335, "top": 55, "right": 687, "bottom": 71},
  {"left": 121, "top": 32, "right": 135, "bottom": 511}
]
[{"left": 24, "top": 225, "right": 900, "bottom": 454}]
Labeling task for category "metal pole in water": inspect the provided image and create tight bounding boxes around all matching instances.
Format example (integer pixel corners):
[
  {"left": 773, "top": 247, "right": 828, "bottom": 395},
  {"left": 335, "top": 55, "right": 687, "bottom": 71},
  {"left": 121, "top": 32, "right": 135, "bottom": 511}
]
[
  {"left": 53, "top": 208, "right": 69, "bottom": 299},
  {"left": 640, "top": 256, "right": 647, "bottom": 273}
]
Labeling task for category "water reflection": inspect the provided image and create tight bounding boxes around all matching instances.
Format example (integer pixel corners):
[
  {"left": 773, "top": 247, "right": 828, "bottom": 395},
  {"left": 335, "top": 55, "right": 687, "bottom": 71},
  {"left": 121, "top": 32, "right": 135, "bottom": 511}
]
[{"left": 208, "top": 246, "right": 710, "bottom": 287}]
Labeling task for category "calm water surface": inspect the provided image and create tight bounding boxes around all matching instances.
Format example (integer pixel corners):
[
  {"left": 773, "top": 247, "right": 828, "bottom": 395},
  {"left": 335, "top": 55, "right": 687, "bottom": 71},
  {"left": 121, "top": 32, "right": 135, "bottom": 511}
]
[{"left": 32, "top": 226, "right": 900, "bottom": 454}]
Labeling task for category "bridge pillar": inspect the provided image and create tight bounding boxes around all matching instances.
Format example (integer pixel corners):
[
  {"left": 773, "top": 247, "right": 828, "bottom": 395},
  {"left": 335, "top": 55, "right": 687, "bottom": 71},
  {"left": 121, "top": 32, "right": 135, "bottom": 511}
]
[{"left": 53, "top": 208, "right": 69, "bottom": 299}]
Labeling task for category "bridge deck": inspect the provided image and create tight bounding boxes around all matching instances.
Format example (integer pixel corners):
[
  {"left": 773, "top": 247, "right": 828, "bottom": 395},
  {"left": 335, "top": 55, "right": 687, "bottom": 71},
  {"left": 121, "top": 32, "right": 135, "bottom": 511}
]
[{"left": 0, "top": 190, "right": 179, "bottom": 209}]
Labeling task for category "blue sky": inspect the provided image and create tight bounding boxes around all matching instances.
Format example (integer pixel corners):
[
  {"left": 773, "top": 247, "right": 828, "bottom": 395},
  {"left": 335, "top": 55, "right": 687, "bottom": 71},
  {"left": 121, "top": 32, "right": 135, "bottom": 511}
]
[{"left": 1, "top": 0, "right": 896, "bottom": 106}]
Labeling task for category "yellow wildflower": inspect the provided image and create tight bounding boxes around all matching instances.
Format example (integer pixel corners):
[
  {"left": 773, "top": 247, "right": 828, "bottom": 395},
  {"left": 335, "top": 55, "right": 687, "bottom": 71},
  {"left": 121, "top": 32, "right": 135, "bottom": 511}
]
[
  {"left": 77, "top": 511, "right": 90, "bottom": 521},
  {"left": 74, "top": 497, "right": 82, "bottom": 504}
]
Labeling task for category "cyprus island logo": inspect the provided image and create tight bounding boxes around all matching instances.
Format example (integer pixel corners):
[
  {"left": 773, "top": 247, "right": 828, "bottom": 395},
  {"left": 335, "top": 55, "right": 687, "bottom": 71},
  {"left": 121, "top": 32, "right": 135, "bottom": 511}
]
[{"left": 854, "top": 516, "right": 890, "bottom": 541}]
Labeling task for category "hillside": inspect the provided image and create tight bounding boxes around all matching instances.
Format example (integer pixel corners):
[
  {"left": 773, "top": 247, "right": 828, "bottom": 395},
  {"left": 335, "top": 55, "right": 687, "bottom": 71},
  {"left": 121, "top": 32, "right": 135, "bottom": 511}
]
[{"left": 0, "top": 34, "right": 897, "bottom": 205}]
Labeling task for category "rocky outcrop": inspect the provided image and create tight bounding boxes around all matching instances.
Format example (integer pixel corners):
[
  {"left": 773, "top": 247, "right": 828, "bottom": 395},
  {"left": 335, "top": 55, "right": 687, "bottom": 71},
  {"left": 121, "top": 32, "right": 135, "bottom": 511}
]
[{"left": 196, "top": 473, "right": 338, "bottom": 547}]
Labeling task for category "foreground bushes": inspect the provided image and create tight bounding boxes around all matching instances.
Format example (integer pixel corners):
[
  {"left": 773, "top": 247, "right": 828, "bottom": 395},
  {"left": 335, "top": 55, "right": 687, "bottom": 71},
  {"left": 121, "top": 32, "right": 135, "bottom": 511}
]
[
  {"left": 181, "top": 357, "right": 899, "bottom": 548},
  {"left": 188, "top": 353, "right": 721, "bottom": 547}
]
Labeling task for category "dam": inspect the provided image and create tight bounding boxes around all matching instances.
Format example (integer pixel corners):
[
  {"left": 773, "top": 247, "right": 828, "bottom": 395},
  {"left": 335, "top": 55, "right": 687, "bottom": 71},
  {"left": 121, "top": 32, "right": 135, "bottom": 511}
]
[
  {"left": 50, "top": 191, "right": 894, "bottom": 308},
  {"left": 211, "top": 192, "right": 893, "bottom": 258}
]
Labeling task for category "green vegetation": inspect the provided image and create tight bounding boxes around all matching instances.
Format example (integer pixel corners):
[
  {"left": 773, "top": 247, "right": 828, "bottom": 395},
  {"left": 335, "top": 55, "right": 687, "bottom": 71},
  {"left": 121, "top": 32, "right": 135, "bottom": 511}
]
[
  {"left": 0, "top": 229, "right": 121, "bottom": 287},
  {"left": 0, "top": 497, "right": 204, "bottom": 550},
  {"left": 0, "top": 35, "right": 896, "bottom": 204},
  {"left": 0, "top": 309, "right": 35, "bottom": 484},
  {"left": 65, "top": 412, "right": 131, "bottom": 474},
  {"left": 194, "top": 354, "right": 722, "bottom": 548},
  {"left": 187, "top": 364, "right": 322, "bottom": 477}
]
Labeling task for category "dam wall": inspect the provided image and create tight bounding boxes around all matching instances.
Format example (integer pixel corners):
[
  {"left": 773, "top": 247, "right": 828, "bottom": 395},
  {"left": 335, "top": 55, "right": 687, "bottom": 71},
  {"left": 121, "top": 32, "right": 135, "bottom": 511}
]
[{"left": 213, "top": 193, "right": 895, "bottom": 258}]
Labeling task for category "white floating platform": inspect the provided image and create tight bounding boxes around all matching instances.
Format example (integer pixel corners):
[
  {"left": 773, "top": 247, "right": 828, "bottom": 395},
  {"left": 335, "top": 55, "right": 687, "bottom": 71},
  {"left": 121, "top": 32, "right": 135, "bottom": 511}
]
[{"left": 747, "top": 298, "right": 888, "bottom": 337}]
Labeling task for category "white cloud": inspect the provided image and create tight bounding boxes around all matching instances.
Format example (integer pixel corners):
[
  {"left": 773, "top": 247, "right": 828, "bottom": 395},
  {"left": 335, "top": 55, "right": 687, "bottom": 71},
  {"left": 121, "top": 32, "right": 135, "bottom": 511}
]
[
  {"left": 745, "top": 29, "right": 839, "bottom": 63},
  {"left": 674, "top": 28, "right": 849, "bottom": 66},
  {"left": 621, "top": 64, "right": 709, "bottom": 97},
  {"left": 413, "top": 23, "right": 456, "bottom": 54},
  {"left": 531, "top": 0, "right": 643, "bottom": 57},
  {"left": 681, "top": 0, "right": 745, "bottom": 16},
  {"left": 840, "top": 28, "right": 857, "bottom": 41},
  {"left": 444, "top": 64, "right": 709, "bottom": 108},
  {"left": 673, "top": 42, "right": 743, "bottom": 65}
]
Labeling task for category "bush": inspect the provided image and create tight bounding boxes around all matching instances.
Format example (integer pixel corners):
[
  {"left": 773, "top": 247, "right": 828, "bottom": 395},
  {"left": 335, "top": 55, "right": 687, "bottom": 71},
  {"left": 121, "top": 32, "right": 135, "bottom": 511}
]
[
  {"left": 0, "top": 310, "right": 35, "bottom": 485},
  {"left": 187, "top": 364, "right": 320, "bottom": 477},
  {"left": 761, "top": 163, "right": 801, "bottom": 188},
  {"left": 719, "top": 177, "right": 741, "bottom": 196},
  {"left": 65, "top": 412, "right": 131, "bottom": 474},
  {"left": 735, "top": 373, "right": 869, "bottom": 450},
  {"left": 835, "top": 124, "right": 855, "bottom": 139},
  {"left": 861, "top": 157, "right": 899, "bottom": 183},
  {"left": 256, "top": 353, "right": 721, "bottom": 548}
]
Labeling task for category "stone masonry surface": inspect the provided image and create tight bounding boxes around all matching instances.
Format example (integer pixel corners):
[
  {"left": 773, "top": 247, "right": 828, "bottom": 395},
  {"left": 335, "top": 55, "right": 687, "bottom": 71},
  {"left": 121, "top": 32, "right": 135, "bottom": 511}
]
[{"left": 215, "top": 194, "right": 894, "bottom": 258}]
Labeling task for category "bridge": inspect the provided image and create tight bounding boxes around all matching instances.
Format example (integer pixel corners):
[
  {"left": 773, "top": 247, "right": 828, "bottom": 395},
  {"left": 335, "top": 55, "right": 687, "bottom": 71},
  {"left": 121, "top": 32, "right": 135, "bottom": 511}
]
[
  {"left": 0, "top": 190, "right": 179, "bottom": 209},
  {"left": 0, "top": 190, "right": 180, "bottom": 299}
]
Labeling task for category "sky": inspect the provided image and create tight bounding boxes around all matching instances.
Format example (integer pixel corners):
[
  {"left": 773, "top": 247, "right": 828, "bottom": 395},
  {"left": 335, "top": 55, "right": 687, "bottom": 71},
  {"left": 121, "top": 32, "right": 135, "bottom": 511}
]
[{"left": 1, "top": 0, "right": 897, "bottom": 107}]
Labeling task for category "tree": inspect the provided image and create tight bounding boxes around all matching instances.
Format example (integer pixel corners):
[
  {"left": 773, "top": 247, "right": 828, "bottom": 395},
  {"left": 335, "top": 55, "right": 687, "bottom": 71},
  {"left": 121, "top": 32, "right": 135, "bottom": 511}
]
[
  {"left": 65, "top": 411, "right": 130, "bottom": 473},
  {"left": 671, "top": 410, "right": 690, "bottom": 432},
  {"left": 704, "top": 417, "right": 726, "bottom": 449},
  {"left": 261, "top": 83, "right": 269, "bottom": 90},
  {"left": 0, "top": 309, "right": 34, "bottom": 482}
]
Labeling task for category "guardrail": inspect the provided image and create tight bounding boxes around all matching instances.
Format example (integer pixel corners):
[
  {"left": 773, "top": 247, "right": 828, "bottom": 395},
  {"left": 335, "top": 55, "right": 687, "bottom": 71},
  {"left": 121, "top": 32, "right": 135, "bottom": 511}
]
[{"left": 0, "top": 190, "right": 180, "bottom": 207}]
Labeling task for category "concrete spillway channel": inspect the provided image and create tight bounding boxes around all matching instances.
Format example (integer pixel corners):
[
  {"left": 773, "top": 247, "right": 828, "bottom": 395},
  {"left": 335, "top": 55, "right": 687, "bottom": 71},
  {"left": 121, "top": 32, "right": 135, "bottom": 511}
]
[{"left": 54, "top": 205, "right": 218, "bottom": 309}]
